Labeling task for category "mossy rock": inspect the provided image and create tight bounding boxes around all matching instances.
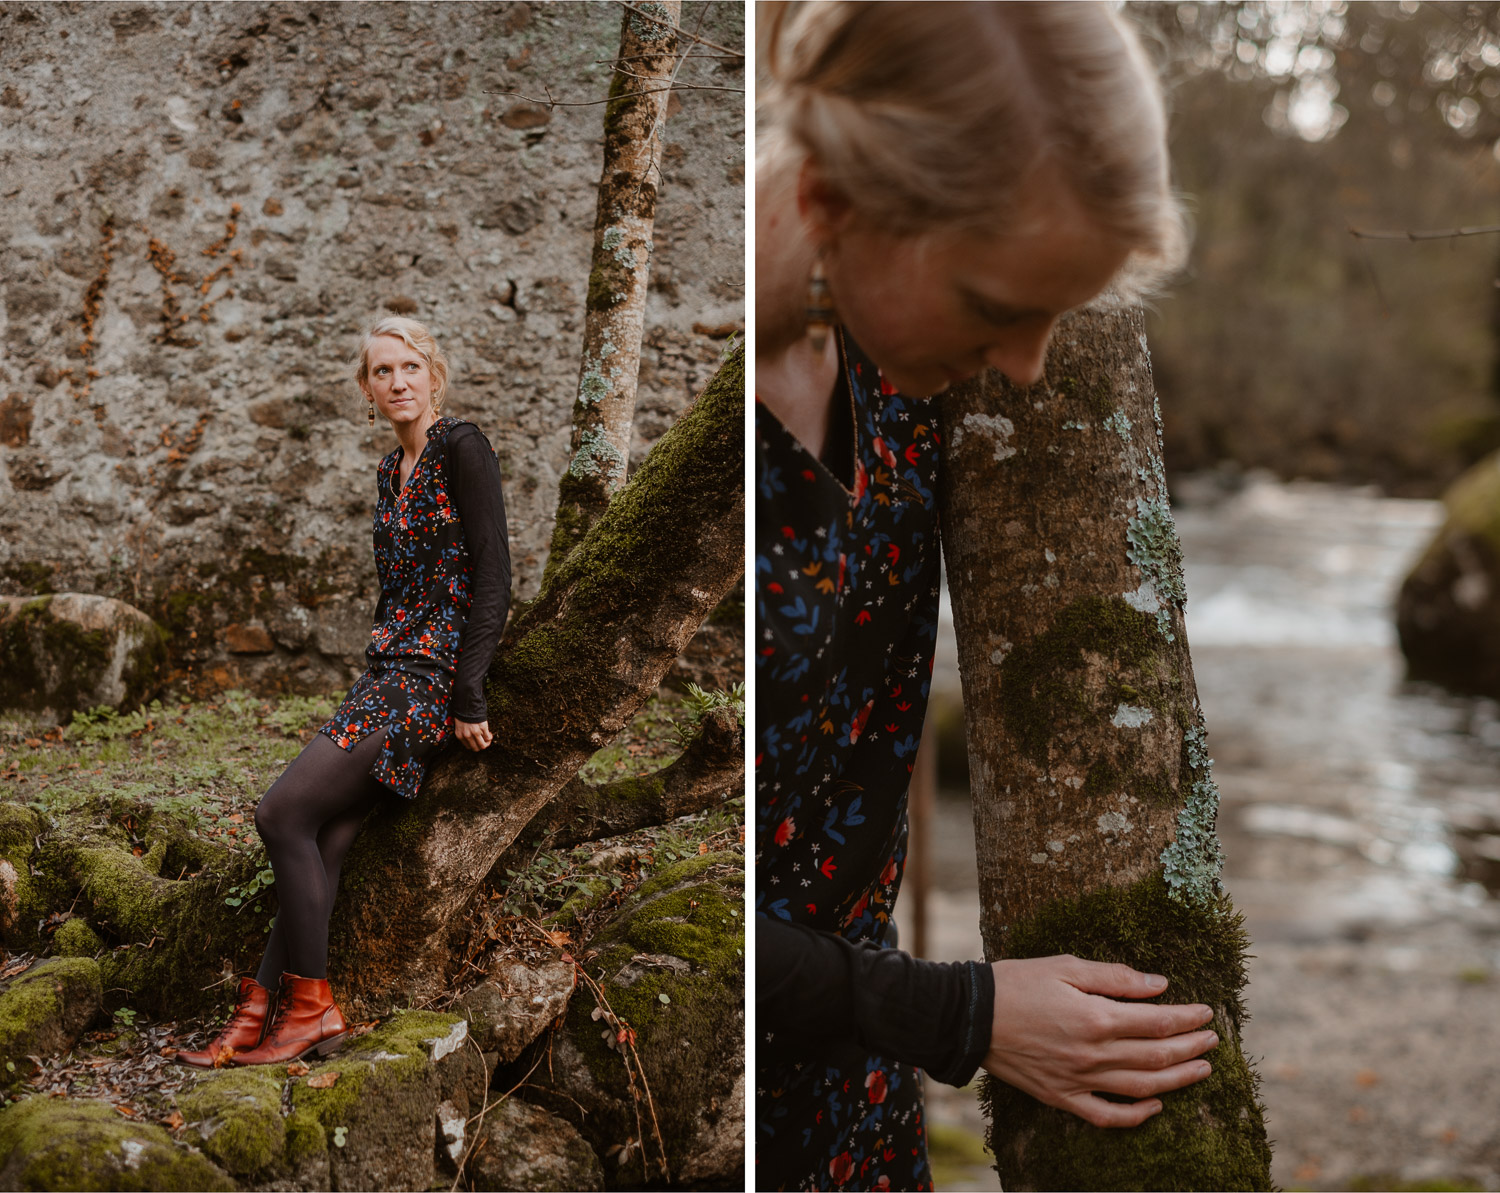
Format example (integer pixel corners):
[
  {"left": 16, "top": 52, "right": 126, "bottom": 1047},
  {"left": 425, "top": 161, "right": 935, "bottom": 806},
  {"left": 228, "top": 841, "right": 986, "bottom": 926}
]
[
  {"left": 0, "top": 1095, "right": 234, "bottom": 1191},
  {"left": 467, "top": 1097, "right": 604, "bottom": 1192},
  {"left": 288, "top": 1011, "right": 485, "bottom": 1191},
  {"left": 525, "top": 852, "right": 744, "bottom": 1189},
  {"left": 1398, "top": 450, "right": 1500, "bottom": 695},
  {"left": 53, "top": 916, "right": 104, "bottom": 958},
  {"left": 0, "top": 803, "right": 43, "bottom": 950},
  {"left": 0, "top": 957, "right": 103, "bottom": 1090},
  {"left": 456, "top": 958, "right": 575, "bottom": 1063},
  {"left": 178, "top": 1064, "right": 285, "bottom": 1180},
  {"left": 0, "top": 594, "right": 168, "bottom": 723}
]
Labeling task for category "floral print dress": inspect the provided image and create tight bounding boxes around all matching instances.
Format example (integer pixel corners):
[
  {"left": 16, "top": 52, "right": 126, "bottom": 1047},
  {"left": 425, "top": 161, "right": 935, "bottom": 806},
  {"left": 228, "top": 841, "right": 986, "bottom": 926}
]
[
  {"left": 321, "top": 416, "right": 497, "bottom": 800},
  {"left": 756, "top": 331, "right": 943, "bottom": 1191}
]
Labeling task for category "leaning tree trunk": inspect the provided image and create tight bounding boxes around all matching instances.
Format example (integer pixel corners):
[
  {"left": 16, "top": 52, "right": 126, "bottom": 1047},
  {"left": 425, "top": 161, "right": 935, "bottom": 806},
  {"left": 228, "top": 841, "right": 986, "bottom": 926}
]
[
  {"left": 546, "top": 0, "right": 682, "bottom": 580},
  {"left": 329, "top": 344, "right": 742, "bottom": 1015},
  {"left": 936, "top": 303, "right": 1272, "bottom": 1191}
]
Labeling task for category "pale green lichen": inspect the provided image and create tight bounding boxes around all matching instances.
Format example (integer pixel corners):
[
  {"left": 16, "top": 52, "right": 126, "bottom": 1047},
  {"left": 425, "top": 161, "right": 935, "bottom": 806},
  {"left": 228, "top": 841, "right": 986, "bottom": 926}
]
[
  {"left": 568, "top": 427, "right": 627, "bottom": 482},
  {"left": 600, "top": 225, "right": 637, "bottom": 272},
  {"left": 1160, "top": 722, "right": 1226, "bottom": 905},
  {"left": 628, "top": 0, "right": 673, "bottom": 41},
  {"left": 1125, "top": 493, "right": 1186, "bottom": 640},
  {"left": 578, "top": 341, "right": 619, "bottom": 407},
  {"left": 1104, "top": 409, "right": 1132, "bottom": 442}
]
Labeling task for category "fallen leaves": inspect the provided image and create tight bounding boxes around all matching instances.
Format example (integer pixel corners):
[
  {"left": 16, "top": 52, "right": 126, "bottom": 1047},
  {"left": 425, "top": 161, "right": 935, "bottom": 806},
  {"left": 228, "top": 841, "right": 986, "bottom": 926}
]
[
  {"left": 211, "top": 1045, "right": 236, "bottom": 1069},
  {"left": 286, "top": 1061, "right": 310, "bottom": 1077},
  {"left": 161, "top": 1110, "right": 185, "bottom": 1131},
  {"left": 306, "top": 1071, "right": 340, "bottom": 1089}
]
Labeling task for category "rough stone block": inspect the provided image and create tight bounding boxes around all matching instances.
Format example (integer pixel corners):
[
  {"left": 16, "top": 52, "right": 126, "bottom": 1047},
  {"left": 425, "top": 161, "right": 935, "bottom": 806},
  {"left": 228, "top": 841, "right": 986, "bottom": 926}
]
[
  {"left": 467, "top": 1098, "right": 605, "bottom": 1192},
  {"left": 0, "top": 594, "right": 168, "bottom": 722},
  {"left": 455, "top": 957, "right": 575, "bottom": 1063}
]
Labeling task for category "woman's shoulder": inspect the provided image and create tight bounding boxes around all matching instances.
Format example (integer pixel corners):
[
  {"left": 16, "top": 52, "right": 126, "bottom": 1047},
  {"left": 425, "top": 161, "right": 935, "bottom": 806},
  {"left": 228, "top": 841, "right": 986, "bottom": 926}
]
[{"left": 428, "top": 416, "right": 491, "bottom": 447}]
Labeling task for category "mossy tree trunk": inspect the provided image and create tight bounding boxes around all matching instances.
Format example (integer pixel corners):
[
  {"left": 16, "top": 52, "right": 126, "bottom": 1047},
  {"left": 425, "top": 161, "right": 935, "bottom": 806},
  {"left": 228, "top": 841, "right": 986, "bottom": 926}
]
[
  {"left": 546, "top": 0, "right": 682, "bottom": 582},
  {"left": 331, "top": 345, "right": 743, "bottom": 1016},
  {"left": 936, "top": 303, "right": 1272, "bottom": 1191}
]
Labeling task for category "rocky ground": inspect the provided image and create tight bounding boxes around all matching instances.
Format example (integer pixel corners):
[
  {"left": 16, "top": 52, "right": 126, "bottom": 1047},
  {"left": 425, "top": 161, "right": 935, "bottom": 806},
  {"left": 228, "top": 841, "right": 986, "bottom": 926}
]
[{"left": 0, "top": 685, "right": 745, "bottom": 1190}]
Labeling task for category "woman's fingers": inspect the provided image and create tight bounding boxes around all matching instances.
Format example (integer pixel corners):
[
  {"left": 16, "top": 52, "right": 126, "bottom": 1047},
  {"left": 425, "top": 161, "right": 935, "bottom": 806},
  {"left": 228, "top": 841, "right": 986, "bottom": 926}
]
[
  {"left": 1088, "top": 1057, "right": 1214, "bottom": 1102},
  {"left": 1060, "top": 955, "right": 1171, "bottom": 1001},
  {"left": 1095, "top": 1029, "right": 1219, "bottom": 1076},
  {"left": 1097, "top": 997, "right": 1216, "bottom": 1040},
  {"left": 1062, "top": 1093, "right": 1164, "bottom": 1130},
  {"left": 453, "top": 720, "right": 493, "bottom": 751}
]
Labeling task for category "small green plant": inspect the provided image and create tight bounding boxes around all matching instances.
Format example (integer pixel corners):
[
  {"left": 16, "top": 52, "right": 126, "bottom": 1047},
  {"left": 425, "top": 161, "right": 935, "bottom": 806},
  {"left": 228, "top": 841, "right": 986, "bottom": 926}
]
[
  {"left": 678, "top": 682, "right": 745, "bottom": 740},
  {"left": 113, "top": 1007, "right": 138, "bottom": 1029},
  {"left": 223, "top": 861, "right": 275, "bottom": 911}
]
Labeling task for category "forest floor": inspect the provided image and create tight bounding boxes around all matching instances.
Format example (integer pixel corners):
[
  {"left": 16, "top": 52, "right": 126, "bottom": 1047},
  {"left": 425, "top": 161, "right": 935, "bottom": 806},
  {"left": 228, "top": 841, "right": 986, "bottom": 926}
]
[{"left": 0, "top": 686, "right": 744, "bottom": 1132}]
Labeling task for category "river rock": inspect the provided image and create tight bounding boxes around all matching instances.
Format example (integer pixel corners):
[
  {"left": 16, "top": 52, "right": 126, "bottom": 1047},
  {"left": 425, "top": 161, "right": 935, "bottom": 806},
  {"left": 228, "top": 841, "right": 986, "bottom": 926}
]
[
  {"left": 456, "top": 957, "right": 576, "bottom": 1063},
  {"left": 0, "top": 593, "right": 168, "bottom": 721},
  {"left": 0, "top": 957, "right": 103, "bottom": 1090},
  {"left": 0, "top": 1096, "right": 234, "bottom": 1191},
  {"left": 523, "top": 852, "right": 744, "bottom": 1189},
  {"left": 467, "top": 1097, "right": 604, "bottom": 1192},
  {"left": 1397, "top": 451, "right": 1500, "bottom": 694}
]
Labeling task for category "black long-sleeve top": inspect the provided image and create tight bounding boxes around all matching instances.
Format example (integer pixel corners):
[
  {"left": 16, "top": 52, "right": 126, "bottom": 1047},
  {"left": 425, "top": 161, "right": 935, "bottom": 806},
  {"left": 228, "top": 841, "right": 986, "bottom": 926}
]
[
  {"left": 758, "top": 916, "right": 995, "bottom": 1087},
  {"left": 446, "top": 423, "right": 511, "bottom": 721}
]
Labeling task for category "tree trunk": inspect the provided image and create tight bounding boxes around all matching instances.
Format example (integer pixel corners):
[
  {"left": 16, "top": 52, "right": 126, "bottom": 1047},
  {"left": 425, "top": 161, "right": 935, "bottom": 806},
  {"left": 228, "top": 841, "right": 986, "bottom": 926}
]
[
  {"left": 546, "top": 1, "right": 683, "bottom": 581},
  {"left": 936, "top": 303, "right": 1272, "bottom": 1191},
  {"left": 330, "top": 344, "right": 742, "bottom": 1015}
]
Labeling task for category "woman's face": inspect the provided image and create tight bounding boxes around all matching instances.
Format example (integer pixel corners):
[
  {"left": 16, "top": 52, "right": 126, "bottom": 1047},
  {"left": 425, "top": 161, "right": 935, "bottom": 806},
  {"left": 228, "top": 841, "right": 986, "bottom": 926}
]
[
  {"left": 363, "top": 335, "right": 437, "bottom": 428},
  {"left": 811, "top": 175, "right": 1134, "bottom": 397}
]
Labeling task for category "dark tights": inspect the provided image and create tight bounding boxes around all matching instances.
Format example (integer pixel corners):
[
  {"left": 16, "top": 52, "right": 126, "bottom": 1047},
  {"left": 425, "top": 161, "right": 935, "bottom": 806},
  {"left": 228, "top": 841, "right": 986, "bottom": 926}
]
[{"left": 253, "top": 729, "right": 388, "bottom": 989}]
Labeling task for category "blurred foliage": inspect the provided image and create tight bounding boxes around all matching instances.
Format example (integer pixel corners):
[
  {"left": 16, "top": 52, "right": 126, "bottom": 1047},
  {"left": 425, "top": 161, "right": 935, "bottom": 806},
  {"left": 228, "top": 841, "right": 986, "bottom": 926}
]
[{"left": 1130, "top": 2, "right": 1500, "bottom": 494}]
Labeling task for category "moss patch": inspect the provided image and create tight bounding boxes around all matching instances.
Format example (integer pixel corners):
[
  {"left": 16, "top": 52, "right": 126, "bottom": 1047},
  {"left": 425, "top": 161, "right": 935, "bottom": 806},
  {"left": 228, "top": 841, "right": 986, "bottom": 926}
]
[
  {"left": 0, "top": 957, "right": 103, "bottom": 1087},
  {"left": 984, "top": 871, "right": 1271, "bottom": 1192},
  {"left": 0, "top": 1095, "right": 233, "bottom": 1191},
  {"left": 999, "top": 594, "right": 1181, "bottom": 788},
  {"left": 178, "top": 1064, "right": 286, "bottom": 1178},
  {"left": 54, "top": 916, "right": 103, "bottom": 957}
]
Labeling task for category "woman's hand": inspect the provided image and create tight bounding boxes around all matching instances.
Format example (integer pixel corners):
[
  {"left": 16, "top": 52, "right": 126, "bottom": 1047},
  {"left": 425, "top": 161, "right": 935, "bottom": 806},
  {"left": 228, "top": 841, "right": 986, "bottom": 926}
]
[
  {"left": 454, "top": 719, "right": 493, "bottom": 751},
  {"left": 984, "top": 954, "right": 1218, "bottom": 1128}
]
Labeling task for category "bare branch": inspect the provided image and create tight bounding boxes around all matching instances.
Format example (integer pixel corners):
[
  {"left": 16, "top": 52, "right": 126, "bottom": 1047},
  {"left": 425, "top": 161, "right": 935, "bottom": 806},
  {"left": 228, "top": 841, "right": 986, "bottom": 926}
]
[
  {"left": 1349, "top": 222, "right": 1500, "bottom": 242},
  {"left": 614, "top": 2, "right": 743, "bottom": 56}
]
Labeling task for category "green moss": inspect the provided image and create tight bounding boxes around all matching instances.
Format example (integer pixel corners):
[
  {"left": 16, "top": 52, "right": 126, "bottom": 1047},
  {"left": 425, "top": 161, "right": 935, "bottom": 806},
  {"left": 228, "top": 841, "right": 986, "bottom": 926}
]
[
  {"left": 984, "top": 871, "right": 1270, "bottom": 1192},
  {"left": 0, "top": 1095, "right": 234, "bottom": 1191},
  {"left": 178, "top": 1065, "right": 285, "bottom": 1177},
  {"left": 0, "top": 804, "right": 43, "bottom": 951},
  {"left": 999, "top": 595, "right": 1181, "bottom": 785},
  {"left": 53, "top": 917, "right": 103, "bottom": 957},
  {"left": 1, "top": 561, "right": 54, "bottom": 596},
  {"left": 281, "top": 1106, "right": 328, "bottom": 1168},
  {"left": 1056, "top": 376, "right": 1115, "bottom": 420},
  {"left": 0, "top": 958, "right": 103, "bottom": 1089}
]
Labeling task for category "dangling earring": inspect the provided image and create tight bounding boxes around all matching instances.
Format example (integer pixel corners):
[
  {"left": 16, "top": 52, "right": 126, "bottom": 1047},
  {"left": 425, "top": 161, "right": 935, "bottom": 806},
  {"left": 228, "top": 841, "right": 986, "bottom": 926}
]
[
  {"left": 805, "top": 254, "right": 835, "bottom": 353},
  {"left": 367, "top": 401, "right": 375, "bottom": 426}
]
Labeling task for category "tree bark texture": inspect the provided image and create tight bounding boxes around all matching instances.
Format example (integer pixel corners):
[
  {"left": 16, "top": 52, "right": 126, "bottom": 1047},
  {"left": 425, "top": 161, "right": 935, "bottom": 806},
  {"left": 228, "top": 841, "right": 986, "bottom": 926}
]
[
  {"left": 325, "top": 344, "right": 742, "bottom": 1016},
  {"left": 937, "top": 304, "right": 1271, "bottom": 1191},
  {"left": 547, "top": 0, "right": 683, "bottom": 578}
]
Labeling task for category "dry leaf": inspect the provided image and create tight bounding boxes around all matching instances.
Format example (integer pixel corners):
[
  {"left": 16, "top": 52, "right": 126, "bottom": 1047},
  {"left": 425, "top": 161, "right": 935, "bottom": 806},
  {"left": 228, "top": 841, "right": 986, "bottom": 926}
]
[
  {"left": 158, "top": 1047, "right": 178, "bottom": 1059},
  {"left": 698, "top": 842, "right": 709, "bottom": 855},
  {"left": 307, "top": 1071, "right": 340, "bottom": 1089},
  {"left": 211, "top": 1045, "right": 236, "bottom": 1069},
  {"left": 286, "top": 1061, "right": 310, "bottom": 1077},
  {"left": 115, "top": 1104, "right": 137, "bottom": 1117},
  {"left": 162, "top": 1110, "right": 185, "bottom": 1130},
  {"left": 543, "top": 929, "right": 572, "bottom": 947}
]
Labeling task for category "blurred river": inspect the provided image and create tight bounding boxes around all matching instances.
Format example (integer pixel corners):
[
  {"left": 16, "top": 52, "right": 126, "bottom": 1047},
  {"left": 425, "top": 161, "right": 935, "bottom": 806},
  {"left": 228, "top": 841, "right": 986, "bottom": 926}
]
[{"left": 904, "top": 475, "right": 1500, "bottom": 1192}]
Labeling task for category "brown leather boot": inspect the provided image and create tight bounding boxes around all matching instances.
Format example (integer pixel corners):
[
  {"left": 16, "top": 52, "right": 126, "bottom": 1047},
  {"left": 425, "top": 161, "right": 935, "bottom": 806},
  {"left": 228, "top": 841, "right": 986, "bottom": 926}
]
[
  {"left": 231, "top": 972, "right": 350, "bottom": 1065},
  {"left": 176, "top": 977, "right": 273, "bottom": 1068}
]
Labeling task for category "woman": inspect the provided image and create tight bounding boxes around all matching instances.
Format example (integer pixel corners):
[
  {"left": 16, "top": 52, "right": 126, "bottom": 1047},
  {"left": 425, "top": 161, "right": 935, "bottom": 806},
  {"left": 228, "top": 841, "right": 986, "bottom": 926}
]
[
  {"left": 179, "top": 316, "right": 510, "bottom": 1068},
  {"left": 755, "top": 4, "right": 1216, "bottom": 1189}
]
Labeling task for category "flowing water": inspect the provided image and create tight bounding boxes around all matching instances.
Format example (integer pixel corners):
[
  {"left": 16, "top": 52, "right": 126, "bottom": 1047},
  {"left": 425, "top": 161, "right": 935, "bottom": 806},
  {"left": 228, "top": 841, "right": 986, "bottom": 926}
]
[{"left": 909, "top": 476, "right": 1500, "bottom": 1191}]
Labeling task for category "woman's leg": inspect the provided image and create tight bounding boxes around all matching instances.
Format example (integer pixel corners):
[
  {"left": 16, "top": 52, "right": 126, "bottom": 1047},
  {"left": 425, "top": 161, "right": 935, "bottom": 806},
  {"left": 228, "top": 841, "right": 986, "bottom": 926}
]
[{"left": 252, "top": 728, "right": 389, "bottom": 986}]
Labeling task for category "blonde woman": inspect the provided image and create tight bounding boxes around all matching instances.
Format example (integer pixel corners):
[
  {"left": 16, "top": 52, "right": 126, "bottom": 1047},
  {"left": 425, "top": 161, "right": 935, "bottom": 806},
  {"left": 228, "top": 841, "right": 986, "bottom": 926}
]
[
  {"left": 754, "top": 4, "right": 1215, "bottom": 1188},
  {"left": 179, "top": 317, "right": 510, "bottom": 1067}
]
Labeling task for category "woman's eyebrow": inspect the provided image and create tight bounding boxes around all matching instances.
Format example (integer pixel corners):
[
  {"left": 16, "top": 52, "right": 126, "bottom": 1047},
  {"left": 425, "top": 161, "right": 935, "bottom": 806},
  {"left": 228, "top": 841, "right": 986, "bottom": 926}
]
[{"left": 960, "top": 286, "right": 1041, "bottom": 323}]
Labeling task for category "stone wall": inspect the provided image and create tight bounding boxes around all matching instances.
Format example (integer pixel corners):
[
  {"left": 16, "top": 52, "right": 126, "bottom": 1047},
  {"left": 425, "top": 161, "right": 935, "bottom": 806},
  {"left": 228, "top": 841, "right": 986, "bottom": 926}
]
[{"left": 0, "top": 0, "right": 745, "bottom": 695}]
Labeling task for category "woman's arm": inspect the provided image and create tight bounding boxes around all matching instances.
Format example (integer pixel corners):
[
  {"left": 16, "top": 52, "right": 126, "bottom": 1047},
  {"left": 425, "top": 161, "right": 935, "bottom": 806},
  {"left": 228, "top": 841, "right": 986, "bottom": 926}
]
[
  {"left": 448, "top": 425, "right": 512, "bottom": 734},
  {"left": 757, "top": 915, "right": 993, "bottom": 1087}
]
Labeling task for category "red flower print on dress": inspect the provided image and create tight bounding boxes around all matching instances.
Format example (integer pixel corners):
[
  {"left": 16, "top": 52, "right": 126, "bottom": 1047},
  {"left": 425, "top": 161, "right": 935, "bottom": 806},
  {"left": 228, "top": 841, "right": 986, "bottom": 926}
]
[
  {"left": 849, "top": 698, "right": 875, "bottom": 744},
  {"left": 774, "top": 816, "right": 796, "bottom": 847},
  {"left": 866, "top": 1069, "right": 888, "bottom": 1104},
  {"left": 829, "top": 1152, "right": 855, "bottom": 1186}
]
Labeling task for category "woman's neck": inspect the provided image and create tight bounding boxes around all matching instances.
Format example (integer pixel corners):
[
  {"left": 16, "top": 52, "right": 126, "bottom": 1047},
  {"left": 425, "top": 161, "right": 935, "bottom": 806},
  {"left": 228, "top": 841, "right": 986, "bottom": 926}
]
[{"left": 395, "top": 411, "right": 437, "bottom": 462}]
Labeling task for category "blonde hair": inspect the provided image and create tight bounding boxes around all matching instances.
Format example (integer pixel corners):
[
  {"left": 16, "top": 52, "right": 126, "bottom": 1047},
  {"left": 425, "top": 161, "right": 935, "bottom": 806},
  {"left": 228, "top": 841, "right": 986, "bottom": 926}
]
[
  {"left": 354, "top": 316, "right": 451, "bottom": 413},
  {"left": 759, "top": 1, "right": 1189, "bottom": 297}
]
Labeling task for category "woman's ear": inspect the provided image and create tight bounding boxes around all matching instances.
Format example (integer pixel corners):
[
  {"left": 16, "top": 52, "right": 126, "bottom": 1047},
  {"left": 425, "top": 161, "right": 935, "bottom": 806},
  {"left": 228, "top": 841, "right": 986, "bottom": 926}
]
[{"left": 796, "top": 158, "right": 855, "bottom": 248}]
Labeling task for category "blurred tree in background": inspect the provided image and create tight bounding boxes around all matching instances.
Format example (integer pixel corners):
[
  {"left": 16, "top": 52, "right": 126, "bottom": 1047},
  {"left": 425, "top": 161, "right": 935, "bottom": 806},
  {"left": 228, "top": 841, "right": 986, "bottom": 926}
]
[{"left": 1135, "top": 1, "right": 1500, "bottom": 495}]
